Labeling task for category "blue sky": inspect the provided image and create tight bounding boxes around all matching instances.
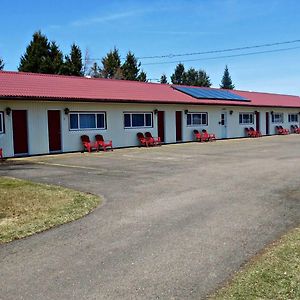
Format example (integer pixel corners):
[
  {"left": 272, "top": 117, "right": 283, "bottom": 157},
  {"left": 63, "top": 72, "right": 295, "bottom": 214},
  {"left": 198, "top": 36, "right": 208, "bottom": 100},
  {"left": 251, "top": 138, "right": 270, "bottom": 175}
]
[{"left": 1, "top": 0, "right": 300, "bottom": 94}]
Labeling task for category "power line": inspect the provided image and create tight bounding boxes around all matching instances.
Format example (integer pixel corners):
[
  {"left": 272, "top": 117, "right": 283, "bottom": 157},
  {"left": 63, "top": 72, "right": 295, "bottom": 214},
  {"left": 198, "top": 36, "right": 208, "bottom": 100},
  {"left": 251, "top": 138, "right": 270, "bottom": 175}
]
[
  {"left": 86, "top": 39, "right": 300, "bottom": 62},
  {"left": 136, "top": 39, "right": 300, "bottom": 59},
  {"left": 140, "top": 46, "right": 300, "bottom": 66}
]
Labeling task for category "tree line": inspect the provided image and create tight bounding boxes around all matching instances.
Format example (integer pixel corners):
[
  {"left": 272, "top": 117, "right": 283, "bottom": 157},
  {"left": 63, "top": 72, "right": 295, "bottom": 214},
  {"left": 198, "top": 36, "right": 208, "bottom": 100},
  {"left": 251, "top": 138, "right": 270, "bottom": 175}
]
[{"left": 0, "top": 31, "right": 235, "bottom": 89}]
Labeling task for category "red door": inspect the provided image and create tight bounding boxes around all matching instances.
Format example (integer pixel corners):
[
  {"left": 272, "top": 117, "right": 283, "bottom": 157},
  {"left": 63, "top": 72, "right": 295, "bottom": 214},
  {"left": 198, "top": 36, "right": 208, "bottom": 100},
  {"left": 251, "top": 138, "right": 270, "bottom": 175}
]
[
  {"left": 176, "top": 111, "right": 182, "bottom": 141},
  {"left": 266, "top": 112, "right": 269, "bottom": 135},
  {"left": 157, "top": 111, "right": 165, "bottom": 143},
  {"left": 12, "top": 110, "right": 28, "bottom": 155},
  {"left": 48, "top": 110, "right": 62, "bottom": 152},
  {"left": 255, "top": 111, "right": 260, "bottom": 131}
]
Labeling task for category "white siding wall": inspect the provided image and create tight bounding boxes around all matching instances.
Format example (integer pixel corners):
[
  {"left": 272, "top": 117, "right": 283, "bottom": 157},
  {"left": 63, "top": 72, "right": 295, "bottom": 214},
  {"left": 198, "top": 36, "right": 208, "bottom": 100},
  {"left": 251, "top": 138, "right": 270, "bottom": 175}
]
[{"left": 0, "top": 100, "right": 299, "bottom": 157}]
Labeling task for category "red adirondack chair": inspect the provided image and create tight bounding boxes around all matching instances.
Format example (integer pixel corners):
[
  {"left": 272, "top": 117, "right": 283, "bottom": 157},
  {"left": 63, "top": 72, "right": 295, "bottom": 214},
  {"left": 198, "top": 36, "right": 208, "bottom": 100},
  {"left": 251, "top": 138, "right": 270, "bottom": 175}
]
[
  {"left": 202, "top": 129, "right": 216, "bottom": 141},
  {"left": 193, "top": 130, "right": 202, "bottom": 142},
  {"left": 292, "top": 125, "right": 300, "bottom": 134},
  {"left": 250, "top": 127, "right": 262, "bottom": 137},
  {"left": 0, "top": 148, "right": 3, "bottom": 159},
  {"left": 81, "top": 135, "right": 96, "bottom": 153},
  {"left": 137, "top": 132, "right": 150, "bottom": 147},
  {"left": 145, "top": 132, "right": 161, "bottom": 146},
  {"left": 95, "top": 134, "right": 113, "bottom": 151},
  {"left": 276, "top": 126, "right": 289, "bottom": 135}
]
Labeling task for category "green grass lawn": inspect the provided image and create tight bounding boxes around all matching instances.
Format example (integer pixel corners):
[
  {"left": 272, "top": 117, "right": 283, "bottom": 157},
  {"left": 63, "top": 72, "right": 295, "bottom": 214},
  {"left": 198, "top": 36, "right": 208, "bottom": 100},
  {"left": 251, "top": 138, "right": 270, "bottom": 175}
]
[
  {"left": 211, "top": 227, "right": 300, "bottom": 299},
  {"left": 0, "top": 176, "right": 100, "bottom": 243}
]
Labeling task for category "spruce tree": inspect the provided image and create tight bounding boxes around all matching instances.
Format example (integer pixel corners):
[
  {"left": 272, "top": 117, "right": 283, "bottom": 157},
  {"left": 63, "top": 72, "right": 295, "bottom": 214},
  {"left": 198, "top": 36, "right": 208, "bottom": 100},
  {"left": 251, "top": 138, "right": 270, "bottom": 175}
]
[
  {"left": 171, "top": 63, "right": 185, "bottom": 84},
  {"left": 18, "top": 31, "right": 52, "bottom": 73},
  {"left": 138, "top": 70, "right": 147, "bottom": 82},
  {"left": 197, "top": 70, "right": 212, "bottom": 87},
  {"left": 89, "top": 62, "right": 101, "bottom": 78},
  {"left": 121, "top": 51, "right": 140, "bottom": 80},
  {"left": 0, "top": 57, "right": 4, "bottom": 70},
  {"left": 49, "top": 42, "right": 63, "bottom": 74},
  {"left": 220, "top": 65, "right": 235, "bottom": 89},
  {"left": 160, "top": 74, "right": 168, "bottom": 84},
  {"left": 61, "top": 44, "right": 83, "bottom": 76},
  {"left": 101, "top": 47, "right": 122, "bottom": 79},
  {"left": 184, "top": 68, "right": 198, "bottom": 86}
]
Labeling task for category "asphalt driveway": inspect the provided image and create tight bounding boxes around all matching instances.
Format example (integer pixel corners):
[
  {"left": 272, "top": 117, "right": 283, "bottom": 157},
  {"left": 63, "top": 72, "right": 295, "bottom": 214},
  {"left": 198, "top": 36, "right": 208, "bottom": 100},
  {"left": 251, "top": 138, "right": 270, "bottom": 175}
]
[{"left": 1, "top": 136, "right": 300, "bottom": 299}]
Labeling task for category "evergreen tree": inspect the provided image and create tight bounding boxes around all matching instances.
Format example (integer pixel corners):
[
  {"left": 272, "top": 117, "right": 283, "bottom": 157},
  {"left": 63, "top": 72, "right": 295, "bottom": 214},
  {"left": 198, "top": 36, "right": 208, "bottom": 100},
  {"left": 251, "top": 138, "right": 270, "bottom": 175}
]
[
  {"left": 184, "top": 68, "right": 198, "bottom": 86},
  {"left": 0, "top": 57, "right": 4, "bottom": 70},
  {"left": 197, "top": 69, "right": 212, "bottom": 87},
  {"left": 160, "top": 74, "right": 168, "bottom": 84},
  {"left": 101, "top": 47, "right": 122, "bottom": 79},
  {"left": 61, "top": 44, "right": 83, "bottom": 76},
  {"left": 171, "top": 63, "right": 185, "bottom": 84},
  {"left": 18, "top": 31, "right": 52, "bottom": 73},
  {"left": 89, "top": 62, "right": 101, "bottom": 78},
  {"left": 138, "top": 70, "right": 147, "bottom": 82},
  {"left": 48, "top": 42, "right": 63, "bottom": 74},
  {"left": 220, "top": 65, "right": 235, "bottom": 89},
  {"left": 121, "top": 51, "right": 140, "bottom": 80}
]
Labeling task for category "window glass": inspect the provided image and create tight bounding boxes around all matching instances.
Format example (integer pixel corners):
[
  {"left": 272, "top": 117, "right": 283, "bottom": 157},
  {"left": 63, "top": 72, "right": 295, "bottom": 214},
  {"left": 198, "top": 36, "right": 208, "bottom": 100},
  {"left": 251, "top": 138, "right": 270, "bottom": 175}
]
[
  {"left": 124, "top": 113, "right": 153, "bottom": 128},
  {"left": 69, "top": 112, "right": 106, "bottom": 130},
  {"left": 272, "top": 113, "right": 283, "bottom": 123},
  {"left": 0, "top": 113, "right": 2, "bottom": 133},
  {"left": 145, "top": 114, "right": 152, "bottom": 126},
  {"left": 124, "top": 114, "right": 131, "bottom": 127},
  {"left": 132, "top": 114, "right": 144, "bottom": 127},
  {"left": 239, "top": 113, "right": 254, "bottom": 125},
  {"left": 187, "top": 113, "right": 208, "bottom": 126},
  {"left": 187, "top": 114, "right": 191, "bottom": 125},
  {"left": 288, "top": 114, "right": 298, "bottom": 122},
  {"left": 70, "top": 114, "right": 78, "bottom": 129},
  {"left": 96, "top": 114, "right": 105, "bottom": 129},
  {"left": 79, "top": 114, "right": 96, "bottom": 129}
]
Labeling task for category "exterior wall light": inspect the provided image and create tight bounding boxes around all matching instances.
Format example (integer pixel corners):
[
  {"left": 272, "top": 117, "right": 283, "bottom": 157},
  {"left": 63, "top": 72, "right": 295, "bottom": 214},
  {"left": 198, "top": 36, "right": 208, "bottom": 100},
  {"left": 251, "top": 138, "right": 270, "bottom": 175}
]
[
  {"left": 254, "top": 110, "right": 258, "bottom": 114},
  {"left": 5, "top": 107, "right": 11, "bottom": 116},
  {"left": 154, "top": 109, "right": 158, "bottom": 115},
  {"left": 64, "top": 108, "right": 70, "bottom": 115},
  {"left": 184, "top": 109, "right": 189, "bottom": 114},
  {"left": 270, "top": 111, "right": 274, "bottom": 115},
  {"left": 229, "top": 110, "right": 233, "bottom": 115}
]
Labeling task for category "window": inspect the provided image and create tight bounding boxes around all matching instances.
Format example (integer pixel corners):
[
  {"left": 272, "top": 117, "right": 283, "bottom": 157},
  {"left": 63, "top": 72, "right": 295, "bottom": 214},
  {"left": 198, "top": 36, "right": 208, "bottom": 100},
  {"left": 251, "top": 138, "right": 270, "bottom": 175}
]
[
  {"left": 271, "top": 113, "right": 284, "bottom": 123},
  {"left": 288, "top": 113, "right": 298, "bottom": 123},
  {"left": 124, "top": 112, "right": 153, "bottom": 128},
  {"left": 69, "top": 112, "right": 106, "bottom": 130},
  {"left": 187, "top": 112, "right": 208, "bottom": 126},
  {"left": 0, "top": 112, "right": 3, "bottom": 133},
  {"left": 239, "top": 113, "right": 254, "bottom": 125}
]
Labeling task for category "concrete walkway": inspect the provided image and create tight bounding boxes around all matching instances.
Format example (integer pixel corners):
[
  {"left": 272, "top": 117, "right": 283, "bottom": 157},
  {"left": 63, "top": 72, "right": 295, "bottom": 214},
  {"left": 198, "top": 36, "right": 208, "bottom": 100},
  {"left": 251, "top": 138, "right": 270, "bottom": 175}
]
[{"left": 1, "top": 136, "right": 300, "bottom": 299}]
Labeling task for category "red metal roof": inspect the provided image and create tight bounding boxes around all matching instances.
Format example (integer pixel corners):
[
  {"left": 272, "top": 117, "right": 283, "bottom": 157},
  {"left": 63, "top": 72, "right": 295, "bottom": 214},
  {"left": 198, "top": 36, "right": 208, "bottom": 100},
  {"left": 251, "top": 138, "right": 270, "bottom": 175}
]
[{"left": 0, "top": 71, "right": 300, "bottom": 108}]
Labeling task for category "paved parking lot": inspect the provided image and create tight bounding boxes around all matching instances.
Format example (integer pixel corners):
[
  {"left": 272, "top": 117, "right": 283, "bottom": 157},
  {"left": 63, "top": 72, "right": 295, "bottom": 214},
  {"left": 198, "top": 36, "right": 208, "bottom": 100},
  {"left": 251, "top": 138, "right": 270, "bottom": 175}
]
[{"left": 1, "top": 135, "right": 300, "bottom": 299}]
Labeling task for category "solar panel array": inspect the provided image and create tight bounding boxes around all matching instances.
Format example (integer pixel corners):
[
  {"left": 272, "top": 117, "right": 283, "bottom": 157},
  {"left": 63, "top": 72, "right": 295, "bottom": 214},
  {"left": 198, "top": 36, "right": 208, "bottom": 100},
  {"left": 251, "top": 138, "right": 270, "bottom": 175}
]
[{"left": 173, "top": 86, "right": 249, "bottom": 101}]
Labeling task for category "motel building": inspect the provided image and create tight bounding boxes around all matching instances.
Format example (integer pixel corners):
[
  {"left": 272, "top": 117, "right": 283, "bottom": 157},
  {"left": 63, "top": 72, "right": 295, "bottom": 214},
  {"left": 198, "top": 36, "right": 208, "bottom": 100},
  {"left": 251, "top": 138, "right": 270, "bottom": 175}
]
[{"left": 0, "top": 71, "right": 300, "bottom": 158}]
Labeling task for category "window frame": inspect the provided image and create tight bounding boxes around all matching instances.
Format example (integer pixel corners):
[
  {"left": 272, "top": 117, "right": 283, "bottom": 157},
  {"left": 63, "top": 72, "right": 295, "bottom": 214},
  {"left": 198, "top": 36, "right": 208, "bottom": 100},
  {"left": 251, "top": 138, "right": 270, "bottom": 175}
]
[
  {"left": 0, "top": 112, "right": 4, "bottom": 134},
  {"left": 271, "top": 113, "right": 284, "bottom": 123},
  {"left": 186, "top": 112, "right": 208, "bottom": 127},
  {"left": 239, "top": 112, "right": 254, "bottom": 125},
  {"left": 288, "top": 113, "right": 299, "bottom": 123},
  {"left": 123, "top": 112, "right": 153, "bottom": 129},
  {"left": 69, "top": 111, "right": 107, "bottom": 131}
]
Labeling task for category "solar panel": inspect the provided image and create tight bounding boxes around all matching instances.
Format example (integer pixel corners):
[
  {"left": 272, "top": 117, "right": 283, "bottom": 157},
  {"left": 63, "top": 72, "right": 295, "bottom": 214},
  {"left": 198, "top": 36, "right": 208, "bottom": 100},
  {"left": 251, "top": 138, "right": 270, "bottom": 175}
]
[{"left": 173, "top": 86, "right": 249, "bottom": 101}]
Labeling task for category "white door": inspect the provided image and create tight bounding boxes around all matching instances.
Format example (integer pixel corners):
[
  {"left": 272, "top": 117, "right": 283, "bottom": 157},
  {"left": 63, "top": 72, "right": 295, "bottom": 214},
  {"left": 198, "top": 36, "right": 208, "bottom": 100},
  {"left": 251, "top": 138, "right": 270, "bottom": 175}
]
[{"left": 220, "top": 112, "right": 228, "bottom": 139}]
